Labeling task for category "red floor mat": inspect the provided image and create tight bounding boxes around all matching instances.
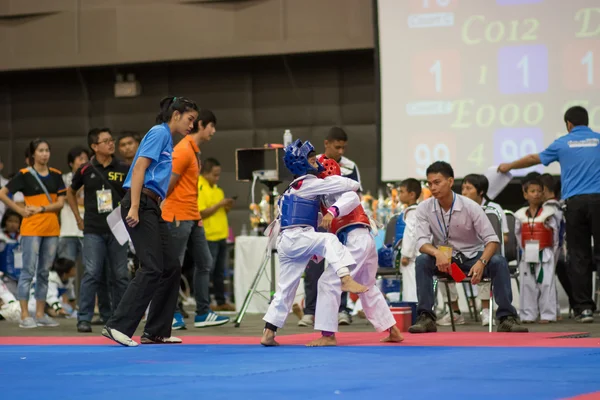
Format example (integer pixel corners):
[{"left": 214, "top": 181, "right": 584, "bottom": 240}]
[{"left": 1, "top": 331, "right": 599, "bottom": 347}]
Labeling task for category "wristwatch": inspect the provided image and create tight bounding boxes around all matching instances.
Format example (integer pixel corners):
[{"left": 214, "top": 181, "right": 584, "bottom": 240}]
[
  {"left": 479, "top": 258, "right": 488, "bottom": 266},
  {"left": 40, "top": 206, "right": 46, "bottom": 213}
]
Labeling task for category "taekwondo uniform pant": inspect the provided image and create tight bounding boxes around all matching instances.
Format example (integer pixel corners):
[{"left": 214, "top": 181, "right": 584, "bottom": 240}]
[
  {"left": 519, "top": 248, "right": 557, "bottom": 322},
  {"left": 400, "top": 259, "right": 417, "bottom": 303},
  {"left": 263, "top": 227, "right": 356, "bottom": 328},
  {"left": 314, "top": 227, "right": 396, "bottom": 333}
]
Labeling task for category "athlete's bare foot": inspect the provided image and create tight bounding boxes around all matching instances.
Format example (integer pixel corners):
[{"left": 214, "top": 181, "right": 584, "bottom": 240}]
[
  {"left": 260, "top": 329, "right": 280, "bottom": 347},
  {"left": 306, "top": 335, "right": 337, "bottom": 347},
  {"left": 292, "top": 303, "right": 304, "bottom": 320},
  {"left": 380, "top": 325, "right": 404, "bottom": 343},
  {"left": 340, "top": 276, "right": 368, "bottom": 294}
]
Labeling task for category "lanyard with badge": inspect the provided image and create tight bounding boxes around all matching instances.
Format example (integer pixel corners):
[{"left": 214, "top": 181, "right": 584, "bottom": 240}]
[
  {"left": 89, "top": 157, "right": 118, "bottom": 214},
  {"left": 434, "top": 192, "right": 456, "bottom": 263},
  {"left": 525, "top": 206, "right": 544, "bottom": 283}
]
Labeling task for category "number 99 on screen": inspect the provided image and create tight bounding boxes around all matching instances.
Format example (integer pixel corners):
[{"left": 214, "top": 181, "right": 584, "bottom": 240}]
[
  {"left": 414, "top": 143, "right": 452, "bottom": 177},
  {"left": 493, "top": 128, "right": 544, "bottom": 174}
]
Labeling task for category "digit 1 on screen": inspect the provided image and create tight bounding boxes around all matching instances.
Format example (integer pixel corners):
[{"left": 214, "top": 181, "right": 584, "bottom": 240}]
[
  {"left": 517, "top": 54, "right": 529, "bottom": 89},
  {"left": 415, "top": 143, "right": 450, "bottom": 176},
  {"left": 429, "top": 60, "right": 442, "bottom": 93},
  {"left": 581, "top": 50, "right": 594, "bottom": 85}
]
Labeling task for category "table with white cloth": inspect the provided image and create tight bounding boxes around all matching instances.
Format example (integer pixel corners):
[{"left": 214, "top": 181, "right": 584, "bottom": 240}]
[{"left": 234, "top": 235, "right": 305, "bottom": 314}]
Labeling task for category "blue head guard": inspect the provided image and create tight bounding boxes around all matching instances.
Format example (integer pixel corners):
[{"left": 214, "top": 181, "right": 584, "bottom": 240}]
[{"left": 283, "top": 139, "right": 324, "bottom": 176}]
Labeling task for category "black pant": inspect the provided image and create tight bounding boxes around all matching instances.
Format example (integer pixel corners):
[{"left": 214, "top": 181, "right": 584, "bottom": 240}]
[
  {"left": 106, "top": 192, "right": 181, "bottom": 338},
  {"left": 303, "top": 259, "right": 348, "bottom": 315},
  {"left": 554, "top": 249, "right": 573, "bottom": 310},
  {"left": 208, "top": 239, "right": 228, "bottom": 305},
  {"left": 565, "top": 194, "right": 600, "bottom": 314}
]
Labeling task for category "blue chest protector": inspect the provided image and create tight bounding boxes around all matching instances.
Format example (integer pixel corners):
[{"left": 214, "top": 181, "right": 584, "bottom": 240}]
[
  {"left": 280, "top": 194, "right": 320, "bottom": 230},
  {"left": 0, "top": 241, "right": 21, "bottom": 280},
  {"left": 395, "top": 212, "right": 407, "bottom": 244}
]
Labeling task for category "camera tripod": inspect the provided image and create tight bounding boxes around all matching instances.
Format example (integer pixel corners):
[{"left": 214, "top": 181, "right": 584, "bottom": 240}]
[{"left": 234, "top": 180, "right": 281, "bottom": 327}]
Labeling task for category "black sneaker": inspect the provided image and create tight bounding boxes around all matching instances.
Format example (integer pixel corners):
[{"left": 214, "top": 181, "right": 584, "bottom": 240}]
[
  {"left": 575, "top": 309, "right": 594, "bottom": 323},
  {"left": 91, "top": 317, "right": 106, "bottom": 326},
  {"left": 408, "top": 313, "right": 437, "bottom": 333},
  {"left": 140, "top": 332, "right": 182, "bottom": 344},
  {"left": 77, "top": 320, "right": 92, "bottom": 333},
  {"left": 497, "top": 316, "right": 528, "bottom": 332}
]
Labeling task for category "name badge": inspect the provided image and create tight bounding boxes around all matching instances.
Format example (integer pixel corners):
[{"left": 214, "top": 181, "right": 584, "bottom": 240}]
[
  {"left": 439, "top": 245, "right": 453, "bottom": 263},
  {"left": 525, "top": 240, "right": 540, "bottom": 263},
  {"left": 13, "top": 249, "right": 23, "bottom": 269},
  {"left": 96, "top": 187, "right": 113, "bottom": 214}
]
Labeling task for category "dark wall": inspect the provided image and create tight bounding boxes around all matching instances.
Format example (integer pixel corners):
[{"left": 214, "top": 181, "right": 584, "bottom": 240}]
[
  {"left": 0, "top": 0, "right": 374, "bottom": 71},
  {"left": 0, "top": 50, "right": 378, "bottom": 234}
]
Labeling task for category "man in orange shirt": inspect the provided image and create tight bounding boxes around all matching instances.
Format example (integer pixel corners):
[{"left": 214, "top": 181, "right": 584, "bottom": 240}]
[{"left": 161, "top": 110, "right": 229, "bottom": 330}]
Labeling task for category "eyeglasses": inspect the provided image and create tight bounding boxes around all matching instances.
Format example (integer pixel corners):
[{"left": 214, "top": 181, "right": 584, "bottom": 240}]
[{"left": 96, "top": 138, "right": 115, "bottom": 145}]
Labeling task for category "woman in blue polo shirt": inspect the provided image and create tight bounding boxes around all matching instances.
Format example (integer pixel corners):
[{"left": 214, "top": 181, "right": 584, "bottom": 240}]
[{"left": 103, "top": 96, "right": 199, "bottom": 346}]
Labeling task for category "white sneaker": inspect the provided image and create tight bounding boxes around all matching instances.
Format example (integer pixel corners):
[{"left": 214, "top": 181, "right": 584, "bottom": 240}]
[
  {"left": 436, "top": 312, "right": 465, "bottom": 326},
  {"left": 182, "top": 297, "right": 196, "bottom": 307},
  {"left": 297, "top": 314, "right": 314, "bottom": 327},
  {"left": 481, "top": 308, "right": 495, "bottom": 326},
  {"left": 141, "top": 334, "right": 182, "bottom": 344},
  {"left": 102, "top": 326, "right": 139, "bottom": 347},
  {"left": 338, "top": 311, "right": 352, "bottom": 325}
]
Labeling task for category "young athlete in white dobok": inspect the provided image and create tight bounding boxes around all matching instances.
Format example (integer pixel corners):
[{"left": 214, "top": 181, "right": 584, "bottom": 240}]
[
  {"left": 514, "top": 178, "right": 560, "bottom": 323},
  {"left": 307, "top": 156, "right": 403, "bottom": 346},
  {"left": 261, "top": 140, "right": 368, "bottom": 346}
]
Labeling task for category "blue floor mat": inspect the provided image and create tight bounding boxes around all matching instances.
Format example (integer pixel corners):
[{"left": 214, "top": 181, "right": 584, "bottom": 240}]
[{"left": 1, "top": 345, "right": 599, "bottom": 400}]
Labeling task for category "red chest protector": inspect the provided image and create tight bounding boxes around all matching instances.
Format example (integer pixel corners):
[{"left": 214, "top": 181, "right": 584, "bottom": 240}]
[
  {"left": 330, "top": 205, "right": 370, "bottom": 235},
  {"left": 515, "top": 207, "right": 554, "bottom": 249}
]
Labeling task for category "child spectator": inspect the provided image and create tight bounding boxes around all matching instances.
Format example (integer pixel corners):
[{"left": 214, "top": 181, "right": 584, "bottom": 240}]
[
  {"left": 539, "top": 173, "right": 570, "bottom": 316},
  {"left": 0, "top": 210, "right": 22, "bottom": 292},
  {"left": 27, "top": 258, "right": 77, "bottom": 318},
  {"left": 515, "top": 178, "right": 560, "bottom": 323},
  {"left": 398, "top": 178, "right": 421, "bottom": 302}
]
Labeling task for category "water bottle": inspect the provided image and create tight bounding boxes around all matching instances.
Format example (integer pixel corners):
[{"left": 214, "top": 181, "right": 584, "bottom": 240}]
[{"left": 283, "top": 129, "right": 293, "bottom": 147}]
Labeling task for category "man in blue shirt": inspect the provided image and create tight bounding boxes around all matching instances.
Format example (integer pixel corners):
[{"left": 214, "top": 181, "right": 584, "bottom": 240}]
[{"left": 499, "top": 106, "right": 600, "bottom": 323}]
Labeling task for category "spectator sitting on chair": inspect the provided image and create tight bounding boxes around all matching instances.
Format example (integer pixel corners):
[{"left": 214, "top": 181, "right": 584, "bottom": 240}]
[
  {"left": 437, "top": 174, "right": 511, "bottom": 327},
  {"left": 408, "top": 161, "right": 527, "bottom": 333}
]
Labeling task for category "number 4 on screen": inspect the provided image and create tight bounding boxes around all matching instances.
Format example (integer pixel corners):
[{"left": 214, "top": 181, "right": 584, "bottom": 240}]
[{"left": 467, "top": 144, "right": 484, "bottom": 167}]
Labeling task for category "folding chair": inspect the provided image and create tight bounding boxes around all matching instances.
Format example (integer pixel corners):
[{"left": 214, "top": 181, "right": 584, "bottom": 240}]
[
  {"left": 504, "top": 210, "right": 521, "bottom": 293},
  {"left": 436, "top": 276, "right": 493, "bottom": 332},
  {"left": 377, "top": 214, "right": 402, "bottom": 287}
]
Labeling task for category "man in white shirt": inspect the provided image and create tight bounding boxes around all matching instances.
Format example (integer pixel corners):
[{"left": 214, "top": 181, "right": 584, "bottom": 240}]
[{"left": 408, "top": 161, "right": 527, "bottom": 333}]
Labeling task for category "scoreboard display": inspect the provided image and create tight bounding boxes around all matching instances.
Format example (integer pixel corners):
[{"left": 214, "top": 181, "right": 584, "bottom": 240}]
[{"left": 377, "top": 0, "right": 600, "bottom": 181}]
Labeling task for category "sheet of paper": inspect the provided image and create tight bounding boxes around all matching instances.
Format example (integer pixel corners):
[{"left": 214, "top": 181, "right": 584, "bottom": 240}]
[
  {"left": 107, "top": 206, "right": 130, "bottom": 246},
  {"left": 484, "top": 166, "right": 513, "bottom": 200}
]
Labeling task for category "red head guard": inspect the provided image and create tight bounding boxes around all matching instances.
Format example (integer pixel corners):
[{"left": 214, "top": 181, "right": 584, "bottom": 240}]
[{"left": 317, "top": 155, "right": 341, "bottom": 178}]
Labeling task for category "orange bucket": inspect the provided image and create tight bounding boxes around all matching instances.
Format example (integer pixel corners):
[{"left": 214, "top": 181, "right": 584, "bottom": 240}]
[{"left": 390, "top": 306, "right": 412, "bottom": 332}]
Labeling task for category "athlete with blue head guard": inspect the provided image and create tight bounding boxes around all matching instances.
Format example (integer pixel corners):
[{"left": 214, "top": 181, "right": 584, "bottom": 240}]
[{"left": 261, "top": 139, "right": 368, "bottom": 346}]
